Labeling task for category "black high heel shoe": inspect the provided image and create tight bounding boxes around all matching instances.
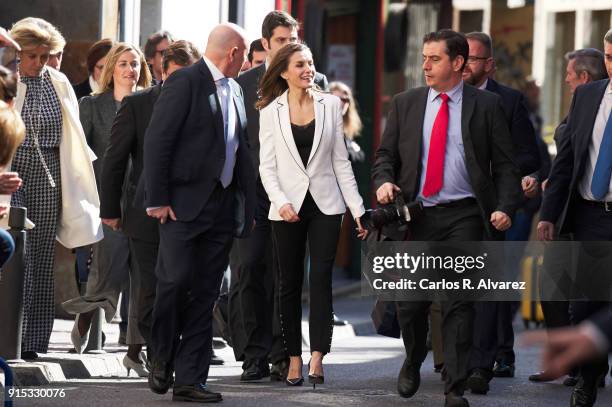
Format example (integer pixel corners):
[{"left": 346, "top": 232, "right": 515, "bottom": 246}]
[
  {"left": 285, "top": 359, "right": 304, "bottom": 386},
  {"left": 308, "top": 361, "right": 324, "bottom": 389}
]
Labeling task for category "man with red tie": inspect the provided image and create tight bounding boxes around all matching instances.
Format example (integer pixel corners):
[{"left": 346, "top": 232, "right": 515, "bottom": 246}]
[{"left": 372, "top": 29, "right": 522, "bottom": 407}]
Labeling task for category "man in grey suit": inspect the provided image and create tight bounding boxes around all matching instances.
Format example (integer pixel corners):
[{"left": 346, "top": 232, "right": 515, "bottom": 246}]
[
  {"left": 372, "top": 29, "right": 521, "bottom": 407},
  {"left": 229, "top": 10, "right": 328, "bottom": 382}
]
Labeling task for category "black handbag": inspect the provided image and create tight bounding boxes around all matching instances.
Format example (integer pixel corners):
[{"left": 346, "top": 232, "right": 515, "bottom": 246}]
[{"left": 371, "top": 300, "right": 401, "bottom": 338}]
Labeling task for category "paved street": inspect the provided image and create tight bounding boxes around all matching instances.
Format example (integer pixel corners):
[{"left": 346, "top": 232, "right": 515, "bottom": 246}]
[{"left": 6, "top": 296, "right": 612, "bottom": 406}]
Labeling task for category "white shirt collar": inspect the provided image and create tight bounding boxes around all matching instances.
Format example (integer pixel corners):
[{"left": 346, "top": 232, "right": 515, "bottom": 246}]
[
  {"left": 478, "top": 79, "right": 488, "bottom": 90},
  {"left": 202, "top": 56, "right": 225, "bottom": 82},
  {"left": 429, "top": 80, "right": 464, "bottom": 103}
]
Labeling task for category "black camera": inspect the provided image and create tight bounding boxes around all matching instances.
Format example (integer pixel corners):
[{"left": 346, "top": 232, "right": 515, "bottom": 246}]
[{"left": 361, "top": 193, "right": 424, "bottom": 230}]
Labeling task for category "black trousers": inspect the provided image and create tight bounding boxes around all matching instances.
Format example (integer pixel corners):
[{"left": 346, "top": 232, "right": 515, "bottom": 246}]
[
  {"left": 568, "top": 199, "right": 612, "bottom": 382},
  {"left": 397, "top": 199, "right": 482, "bottom": 395},
  {"left": 271, "top": 192, "right": 342, "bottom": 356},
  {"left": 540, "top": 234, "right": 573, "bottom": 331},
  {"left": 128, "top": 237, "right": 159, "bottom": 348},
  {"left": 470, "top": 302, "right": 516, "bottom": 375},
  {"left": 151, "top": 183, "right": 234, "bottom": 386},
  {"left": 470, "top": 241, "right": 526, "bottom": 373}
]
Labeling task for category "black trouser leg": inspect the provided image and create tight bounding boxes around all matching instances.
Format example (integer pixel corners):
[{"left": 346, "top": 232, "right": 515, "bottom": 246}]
[
  {"left": 269, "top": 233, "right": 287, "bottom": 363},
  {"left": 151, "top": 185, "right": 234, "bottom": 386},
  {"left": 272, "top": 219, "right": 307, "bottom": 356},
  {"left": 397, "top": 301, "right": 431, "bottom": 368},
  {"left": 129, "top": 238, "right": 159, "bottom": 348},
  {"left": 307, "top": 211, "right": 342, "bottom": 353},
  {"left": 228, "top": 217, "right": 272, "bottom": 363},
  {"left": 442, "top": 300, "right": 475, "bottom": 393},
  {"left": 470, "top": 302, "right": 498, "bottom": 375}
]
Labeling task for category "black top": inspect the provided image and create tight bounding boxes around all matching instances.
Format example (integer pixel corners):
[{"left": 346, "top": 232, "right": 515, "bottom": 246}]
[{"left": 291, "top": 119, "right": 315, "bottom": 167}]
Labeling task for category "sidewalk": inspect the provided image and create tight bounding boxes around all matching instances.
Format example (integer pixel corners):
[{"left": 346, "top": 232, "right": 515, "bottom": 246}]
[{"left": 1, "top": 280, "right": 367, "bottom": 388}]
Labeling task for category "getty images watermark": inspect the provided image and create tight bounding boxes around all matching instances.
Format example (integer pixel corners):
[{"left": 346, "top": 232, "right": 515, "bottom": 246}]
[{"left": 361, "top": 241, "right": 612, "bottom": 302}]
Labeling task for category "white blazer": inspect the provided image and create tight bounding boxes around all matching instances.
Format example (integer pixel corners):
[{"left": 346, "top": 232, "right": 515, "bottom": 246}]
[
  {"left": 15, "top": 67, "right": 103, "bottom": 248},
  {"left": 259, "top": 90, "right": 365, "bottom": 221}
]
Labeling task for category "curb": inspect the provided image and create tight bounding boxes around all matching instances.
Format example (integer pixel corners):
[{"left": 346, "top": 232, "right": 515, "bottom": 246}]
[{"left": 1, "top": 353, "right": 131, "bottom": 387}]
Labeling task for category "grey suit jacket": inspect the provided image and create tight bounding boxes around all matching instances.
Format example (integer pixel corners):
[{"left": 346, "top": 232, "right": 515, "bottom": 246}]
[
  {"left": 79, "top": 90, "right": 118, "bottom": 190},
  {"left": 372, "top": 83, "right": 522, "bottom": 240},
  {"left": 236, "top": 64, "right": 328, "bottom": 170}
]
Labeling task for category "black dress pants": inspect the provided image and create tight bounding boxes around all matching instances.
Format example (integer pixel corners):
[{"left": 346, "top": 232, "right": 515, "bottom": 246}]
[
  {"left": 128, "top": 237, "right": 159, "bottom": 348},
  {"left": 151, "top": 183, "right": 234, "bottom": 386},
  {"left": 271, "top": 192, "right": 342, "bottom": 356},
  {"left": 229, "top": 180, "right": 286, "bottom": 365},
  {"left": 397, "top": 199, "right": 483, "bottom": 395},
  {"left": 568, "top": 200, "right": 612, "bottom": 383}
]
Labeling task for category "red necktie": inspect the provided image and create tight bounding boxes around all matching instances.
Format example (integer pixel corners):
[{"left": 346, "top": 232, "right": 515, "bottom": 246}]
[{"left": 422, "top": 93, "right": 449, "bottom": 197}]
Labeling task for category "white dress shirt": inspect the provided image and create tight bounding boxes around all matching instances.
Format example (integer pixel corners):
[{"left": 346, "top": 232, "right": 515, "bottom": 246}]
[
  {"left": 578, "top": 84, "right": 612, "bottom": 201},
  {"left": 203, "top": 56, "right": 238, "bottom": 187}
]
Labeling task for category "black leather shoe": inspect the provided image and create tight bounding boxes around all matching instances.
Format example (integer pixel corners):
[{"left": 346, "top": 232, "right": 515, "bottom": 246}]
[
  {"left": 570, "top": 376, "right": 598, "bottom": 407},
  {"left": 270, "top": 359, "right": 289, "bottom": 382},
  {"left": 445, "top": 392, "right": 470, "bottom": 407},
  {"left": 333, "top": 314, "right": 348, "bottom": 326},
  {"left": 564, "top": 375, "right": 579, "bottom": 387},
  {"left": 466, "top": 369, "right": 490, "bottom": 395},
  {"left": 148, "top": 359, "right": 174, "bottom": 394},
  {"left": 492, "top": 361, "right": 515, "bottom": 378},
  {"left": 210, "top": 350, "right": 224, "bottom": 366},
  {"left": 441, "top": 365, "right": 448, "bottom": 382},
  {"left": 528, "top": 371, "right": 554, "bottom": 382},
  {"left": 21, "top": 351, "right": 39, "bottom": 360},
  {"left": 172, "top": 383, "right": 222, "bottom": 403},
  {"left": 241, "top": 359, "right": 270, "bottom": 381},
  {"left": 397, "top": 359, "right": 420, "bottom": 398}
]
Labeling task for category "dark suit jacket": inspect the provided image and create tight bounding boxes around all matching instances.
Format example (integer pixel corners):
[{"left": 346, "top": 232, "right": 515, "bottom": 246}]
[
  {"left": 540, "top": 79, "right": 610, "bottom": 233},
  {"left": 372, "top": 83, "right": 522, "bottom": 240},
  {"left": 79, "top": 91, "right": 117, "bottom": 189},
  {"left": 486, "top": 79, "right": 540, "bottom": 176},
  {"left": 143, "top": 59, "right": 256, "bottom": 237},
  {"left": 235, "top": 63, "right": 328, "bottom": 169},
  {"left": 100, "top": 84, "right": 161, "bottom": 243},
  {"left": 73, "top": 78, "right": 92, "bottom": 100}
]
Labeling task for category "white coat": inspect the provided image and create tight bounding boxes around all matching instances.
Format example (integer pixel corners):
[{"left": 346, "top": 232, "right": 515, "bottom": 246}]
[{"left": 259, "top": 90, "right": 365, "bottom": 221}]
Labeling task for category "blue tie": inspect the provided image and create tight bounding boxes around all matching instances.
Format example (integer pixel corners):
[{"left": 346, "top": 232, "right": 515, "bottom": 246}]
[
  {"left": 219, "top": 78, "right": 237, "bottom": 187},
  {"left": 591, "top": 110, "right": 612, "bottom": 200}
]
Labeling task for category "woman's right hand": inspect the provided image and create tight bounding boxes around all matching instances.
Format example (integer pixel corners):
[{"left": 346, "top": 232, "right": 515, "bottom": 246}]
[{"left": 279, "top": 203, "right": 300, "bottom": 222}]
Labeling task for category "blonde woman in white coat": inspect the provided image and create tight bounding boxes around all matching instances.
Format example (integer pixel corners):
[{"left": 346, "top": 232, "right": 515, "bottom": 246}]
[
  {"left": 257, "top": 42, "right": 367, "bottom": 387},
  {"left": 10, "top": 18, "right": 102, "bottom": 359}
]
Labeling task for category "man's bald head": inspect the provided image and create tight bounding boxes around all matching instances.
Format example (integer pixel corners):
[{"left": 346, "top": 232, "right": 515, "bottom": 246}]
[{"left": 205, "top": 23, "right": 249, "bottom": 78}]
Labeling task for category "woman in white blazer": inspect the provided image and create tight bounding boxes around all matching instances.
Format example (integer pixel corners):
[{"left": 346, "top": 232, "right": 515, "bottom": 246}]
[
  {"left": 10, "top": 18, "right": 102, "bottom": 359},
  {"left": 257, "top": 42, "right": 367, "bottom": 387}
]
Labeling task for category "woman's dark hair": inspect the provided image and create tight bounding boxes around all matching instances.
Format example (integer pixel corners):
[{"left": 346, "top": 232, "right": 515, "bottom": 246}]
[
  {"left": 256, "top": 42, "right": 316, "bottom": 110},
  {"left": 86, "top": 38, "right": 114, "bottom": 74},
  {"left": 0, "top": 65, "right": 17, "bottom": 102},
  {"left": 423, "top": 29, "right": 468, "bottom": 70}
]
